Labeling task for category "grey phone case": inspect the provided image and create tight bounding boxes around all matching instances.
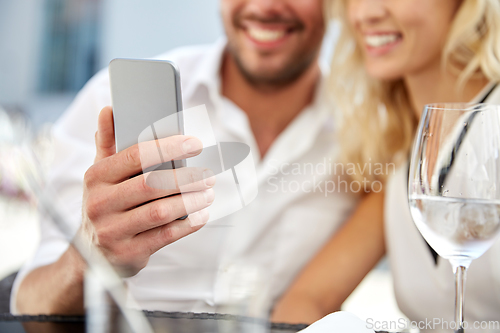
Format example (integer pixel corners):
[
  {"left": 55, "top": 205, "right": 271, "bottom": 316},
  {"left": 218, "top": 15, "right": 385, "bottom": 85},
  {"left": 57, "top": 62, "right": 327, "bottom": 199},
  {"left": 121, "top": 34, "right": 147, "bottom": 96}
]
[
  {"left": 109, "top": 58, "right": 185, "bottom": 169},
  {"left": 109, "top": 58, "right": 188, "bottom": 219}
]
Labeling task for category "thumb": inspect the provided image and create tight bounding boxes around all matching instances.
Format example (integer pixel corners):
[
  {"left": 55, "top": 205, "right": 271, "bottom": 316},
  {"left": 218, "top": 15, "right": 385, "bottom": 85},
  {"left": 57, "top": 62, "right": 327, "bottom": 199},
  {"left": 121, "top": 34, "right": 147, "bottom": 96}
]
[{"left": 94, "top": 106, "right": 116, "bottom": 163}]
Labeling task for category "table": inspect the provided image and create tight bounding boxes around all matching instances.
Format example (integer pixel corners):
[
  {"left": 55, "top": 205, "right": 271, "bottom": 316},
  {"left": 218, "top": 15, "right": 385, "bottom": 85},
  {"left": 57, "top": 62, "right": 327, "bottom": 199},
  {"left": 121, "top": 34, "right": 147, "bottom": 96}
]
[
  {"left": 0, "top": 311, "right": 395, "bottom": 333},
  {"left": 0, "top": 311, "right": 308, "bottom": 333}
]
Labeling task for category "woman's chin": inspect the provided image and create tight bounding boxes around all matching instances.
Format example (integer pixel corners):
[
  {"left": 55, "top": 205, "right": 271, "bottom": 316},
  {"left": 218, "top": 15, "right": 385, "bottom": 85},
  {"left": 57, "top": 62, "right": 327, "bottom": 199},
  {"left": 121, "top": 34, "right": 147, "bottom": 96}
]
[{"left": 365, "top": 64, "right": 405, "bottom": 82}]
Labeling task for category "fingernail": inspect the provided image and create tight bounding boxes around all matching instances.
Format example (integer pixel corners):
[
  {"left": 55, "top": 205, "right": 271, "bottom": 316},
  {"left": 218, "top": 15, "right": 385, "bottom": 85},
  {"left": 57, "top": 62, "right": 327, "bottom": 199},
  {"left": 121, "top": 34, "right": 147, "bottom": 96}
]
[
  {"left": 203, "top": 169, "right": 216, "bottom": 187},
  {"left": 204, "top": 188, "right": 215, "bottom": 204},
  {"left": 182, "top": 138, "right": 202, "bottom": 154}
]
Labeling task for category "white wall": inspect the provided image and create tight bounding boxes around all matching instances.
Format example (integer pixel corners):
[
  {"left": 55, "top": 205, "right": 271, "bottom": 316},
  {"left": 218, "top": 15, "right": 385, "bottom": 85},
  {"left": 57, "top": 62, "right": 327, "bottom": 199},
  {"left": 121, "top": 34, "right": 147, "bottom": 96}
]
[
  {"left": 99, "top": 0, "right": 223, "bottom": 69},
  {"left": 0, "top": 0, "right": 44, "bottom": 104},
  {"left": 0, "top": 0, "right": 223, "bottom": 125},
  {"left": 0, "top": 1, "right": 222, "bottom": 103}
]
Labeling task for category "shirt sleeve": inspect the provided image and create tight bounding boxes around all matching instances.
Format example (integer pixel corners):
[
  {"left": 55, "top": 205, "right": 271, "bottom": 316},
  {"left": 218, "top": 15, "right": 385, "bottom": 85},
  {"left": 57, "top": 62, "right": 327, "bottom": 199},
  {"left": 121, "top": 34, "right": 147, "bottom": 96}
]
[{"left": 10, "top": 69, "right": 111, "bottom": 314}]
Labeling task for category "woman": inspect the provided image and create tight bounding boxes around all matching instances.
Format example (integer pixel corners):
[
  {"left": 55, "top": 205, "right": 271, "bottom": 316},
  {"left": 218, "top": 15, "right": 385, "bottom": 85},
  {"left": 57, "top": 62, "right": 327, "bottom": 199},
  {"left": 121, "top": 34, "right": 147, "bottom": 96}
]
[{"left": 271, "top": 0, "right": 500, "bottom": 329}]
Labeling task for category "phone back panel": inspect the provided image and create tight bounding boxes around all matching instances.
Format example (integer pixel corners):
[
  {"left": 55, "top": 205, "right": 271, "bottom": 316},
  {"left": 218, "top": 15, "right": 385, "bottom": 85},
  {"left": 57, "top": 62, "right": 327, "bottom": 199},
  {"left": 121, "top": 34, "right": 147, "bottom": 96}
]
[{"left": 109, "top": 58, "right": 183, "bottom": 154}]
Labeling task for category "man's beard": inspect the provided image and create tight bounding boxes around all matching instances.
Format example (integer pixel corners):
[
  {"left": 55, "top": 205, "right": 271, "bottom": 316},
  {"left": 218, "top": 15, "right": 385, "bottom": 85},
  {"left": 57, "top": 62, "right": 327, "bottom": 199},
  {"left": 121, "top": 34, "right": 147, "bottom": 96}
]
[
  {"left": 226, "top": 10, "right": 322, "bottom": 90},
  {"left": 227, "top": 43, "right": 319, "bottom": 90}
]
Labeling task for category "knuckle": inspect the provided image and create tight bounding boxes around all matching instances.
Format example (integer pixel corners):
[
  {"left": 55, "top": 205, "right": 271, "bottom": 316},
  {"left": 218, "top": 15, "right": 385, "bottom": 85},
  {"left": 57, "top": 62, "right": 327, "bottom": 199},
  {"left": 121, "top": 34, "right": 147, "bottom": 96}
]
[
  {"left": 83, "top": 166, "right": 98, "bottom": 187},
  {"left": 125, "top": 146, "right": 141, "bottom": 169},
  {"left": 150, "top": 203, "right": 170, "bottom": 223},
  {"left": 138, "top": 175, "right": 153, "bottom": 194},
  {"left": 85, "top": 195, "right": 102, "bottom": 221},
  {"left": 94, "top": 226, "right": 113, "bottom": 248},
  {"left": 159, "top": 225, "right": 176, "bottom": 242}
]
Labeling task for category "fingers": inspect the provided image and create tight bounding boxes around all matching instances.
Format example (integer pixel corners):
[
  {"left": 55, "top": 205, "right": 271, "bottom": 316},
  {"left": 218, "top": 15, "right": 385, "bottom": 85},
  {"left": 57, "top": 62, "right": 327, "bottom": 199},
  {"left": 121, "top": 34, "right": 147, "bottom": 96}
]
[
  {"left": 85, "top": 108, "right": 212, "bottom": 277},
  {"left": 138, "top": 135, "right": 203, "bottom": 169},
  {"left": 120, "top": 189, "right": 215, "bottom": 236},
  {"left": 95, "top": 135, "right": 203, "bottom": 184},
  {"left": 95, "top": 107, "right": 116, "bottom": 163},
  {"left": 112, "top": 167, "right": 216, "bottom": 211},
  {"left": 133, "top": 210, "right": 209, "bottom": 257}
]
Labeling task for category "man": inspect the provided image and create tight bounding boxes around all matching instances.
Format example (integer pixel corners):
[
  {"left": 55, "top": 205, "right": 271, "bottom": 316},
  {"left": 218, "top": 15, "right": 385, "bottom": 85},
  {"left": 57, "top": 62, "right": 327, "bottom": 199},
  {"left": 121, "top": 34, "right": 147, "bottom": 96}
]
[{"left": 12, "top": 0, "right": 357, "bottom": 315}]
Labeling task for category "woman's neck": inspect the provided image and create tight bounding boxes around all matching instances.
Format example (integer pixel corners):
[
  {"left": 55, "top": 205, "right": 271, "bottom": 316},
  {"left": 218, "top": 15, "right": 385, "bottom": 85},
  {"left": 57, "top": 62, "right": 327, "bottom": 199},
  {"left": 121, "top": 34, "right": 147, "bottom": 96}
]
[{"left": 404, "top": 59, "right": 489, "bottom": 119}]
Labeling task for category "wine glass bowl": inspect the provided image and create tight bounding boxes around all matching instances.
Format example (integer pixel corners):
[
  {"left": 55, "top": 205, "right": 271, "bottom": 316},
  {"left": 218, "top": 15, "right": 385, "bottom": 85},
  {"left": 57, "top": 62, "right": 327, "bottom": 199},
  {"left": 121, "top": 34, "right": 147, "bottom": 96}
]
[
  {"left": 410, "top": 196, "right": 500, "bottom": 262},
  {"left": 408, "top": 103, "right": 500, "bottom": 331}
]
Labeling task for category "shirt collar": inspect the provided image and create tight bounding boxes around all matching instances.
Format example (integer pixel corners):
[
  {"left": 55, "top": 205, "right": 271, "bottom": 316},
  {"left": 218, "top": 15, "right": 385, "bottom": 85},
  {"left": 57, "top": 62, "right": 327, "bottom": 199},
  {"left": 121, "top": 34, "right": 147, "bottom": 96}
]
[
  {"left": 184, "top": 37, "right": 331, "bottom": 119},
  {"left": 184, "top": 38, "right": 334, "bottom": 169},
  {"left": 258, "top": 80, "right": 332, "bottom": 177},
  {"left": 182, "top": 37, "right": 227, "bottom": 110}
]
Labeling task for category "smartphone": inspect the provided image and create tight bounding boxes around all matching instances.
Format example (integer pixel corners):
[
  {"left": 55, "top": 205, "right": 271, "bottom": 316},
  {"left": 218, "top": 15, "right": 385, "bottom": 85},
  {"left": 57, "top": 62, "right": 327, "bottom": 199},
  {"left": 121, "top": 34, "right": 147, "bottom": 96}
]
[
  {"left": 109, "top": 58, "right": 187, "bottom": 219},
  {"left": 109, "top": 58, "right": 185, "bottom": 169}
]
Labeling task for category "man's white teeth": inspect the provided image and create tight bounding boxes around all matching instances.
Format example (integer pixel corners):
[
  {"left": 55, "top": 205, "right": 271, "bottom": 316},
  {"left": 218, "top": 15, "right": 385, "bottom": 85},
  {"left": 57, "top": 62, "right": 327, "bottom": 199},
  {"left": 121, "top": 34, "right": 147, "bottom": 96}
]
[
  {"left": 365, "top": 34, "right": 399, "bottom": 47},
  {"left": 248, "top": 27, "right": 286, "bottom": 42}
]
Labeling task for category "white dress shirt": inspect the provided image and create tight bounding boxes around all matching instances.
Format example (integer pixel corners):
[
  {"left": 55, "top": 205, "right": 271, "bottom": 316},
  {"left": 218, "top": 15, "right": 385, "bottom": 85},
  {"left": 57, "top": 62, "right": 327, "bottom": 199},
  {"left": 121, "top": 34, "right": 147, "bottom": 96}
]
[
  {"left": 11, "top": 39, "right": 358, "bottom": 314},
  {"left": 385, "top": 84, "right": 500, "bottom": 333}
]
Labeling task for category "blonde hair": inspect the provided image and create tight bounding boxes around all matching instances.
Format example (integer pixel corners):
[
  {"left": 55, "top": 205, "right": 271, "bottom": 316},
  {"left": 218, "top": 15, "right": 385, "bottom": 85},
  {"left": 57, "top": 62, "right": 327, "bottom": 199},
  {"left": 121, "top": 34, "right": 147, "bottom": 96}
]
[{"left": 326, "top": 0, "right": 500, "bottom": 183}]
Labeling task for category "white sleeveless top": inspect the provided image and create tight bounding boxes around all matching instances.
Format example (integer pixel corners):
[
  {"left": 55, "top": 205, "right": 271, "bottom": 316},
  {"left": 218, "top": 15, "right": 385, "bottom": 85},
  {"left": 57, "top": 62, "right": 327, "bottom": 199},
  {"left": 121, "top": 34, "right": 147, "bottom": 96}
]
[{"left": 385, "top": 84, "right": 500, "bottom": 333}]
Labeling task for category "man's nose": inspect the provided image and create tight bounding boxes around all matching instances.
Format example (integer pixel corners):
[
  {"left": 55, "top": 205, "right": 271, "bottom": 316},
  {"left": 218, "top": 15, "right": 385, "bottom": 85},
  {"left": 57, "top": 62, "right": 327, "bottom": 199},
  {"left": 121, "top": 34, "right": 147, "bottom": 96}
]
[{"left": 245, "top": 0, "right": 287, "bottom": 17}]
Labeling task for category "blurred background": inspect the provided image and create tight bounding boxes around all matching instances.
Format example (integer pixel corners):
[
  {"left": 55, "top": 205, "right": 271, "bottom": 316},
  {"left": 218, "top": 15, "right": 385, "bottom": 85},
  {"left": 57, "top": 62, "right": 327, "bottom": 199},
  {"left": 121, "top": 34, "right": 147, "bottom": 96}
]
[
  {"left": 0, "top": 0, "right": 405, "bottom": 328},
  {"left": 0, "top": 0, "right": 223, "bottom": 127}
]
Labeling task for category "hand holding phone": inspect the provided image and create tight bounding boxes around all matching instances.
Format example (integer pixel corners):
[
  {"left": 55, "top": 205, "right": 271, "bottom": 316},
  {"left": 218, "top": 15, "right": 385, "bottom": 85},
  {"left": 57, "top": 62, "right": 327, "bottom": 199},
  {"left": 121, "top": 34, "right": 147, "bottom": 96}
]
[{"left": 76, "top": 59, "right": 215, "bottom": 277}]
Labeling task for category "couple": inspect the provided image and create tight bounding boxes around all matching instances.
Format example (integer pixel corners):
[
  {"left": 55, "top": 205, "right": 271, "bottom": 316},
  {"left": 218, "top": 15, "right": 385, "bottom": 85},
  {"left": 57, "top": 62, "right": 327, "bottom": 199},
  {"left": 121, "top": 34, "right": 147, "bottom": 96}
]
[{"left": 12, "top": 0, "right": 500, "bottom": 331}]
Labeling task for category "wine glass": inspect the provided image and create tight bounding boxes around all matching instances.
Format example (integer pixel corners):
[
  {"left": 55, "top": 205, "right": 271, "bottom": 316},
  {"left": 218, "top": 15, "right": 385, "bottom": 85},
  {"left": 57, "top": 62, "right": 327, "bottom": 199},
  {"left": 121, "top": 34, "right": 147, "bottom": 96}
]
[{"left": 408, "top": 103, "right": 500, "bottom": 332}]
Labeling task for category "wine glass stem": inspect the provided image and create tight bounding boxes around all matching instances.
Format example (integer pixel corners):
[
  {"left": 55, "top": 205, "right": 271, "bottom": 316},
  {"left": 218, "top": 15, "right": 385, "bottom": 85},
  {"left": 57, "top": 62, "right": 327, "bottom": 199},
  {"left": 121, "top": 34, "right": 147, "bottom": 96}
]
[{"left": 454, "top": 265, "right": 467, "bottom": 333}]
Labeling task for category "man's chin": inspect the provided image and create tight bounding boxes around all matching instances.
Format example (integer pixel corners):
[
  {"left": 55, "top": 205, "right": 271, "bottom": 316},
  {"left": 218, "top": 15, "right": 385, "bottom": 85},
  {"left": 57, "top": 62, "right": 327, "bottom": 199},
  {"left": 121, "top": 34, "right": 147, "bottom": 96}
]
[
  {"left": 225, "top": 40, "right": 319, "bottom": 89},
  {"left": 241, "top": 68, "right": 301, "bottom": 88},
  {"left": 235, "top": 57, "right": 315, "bottom": 88}
]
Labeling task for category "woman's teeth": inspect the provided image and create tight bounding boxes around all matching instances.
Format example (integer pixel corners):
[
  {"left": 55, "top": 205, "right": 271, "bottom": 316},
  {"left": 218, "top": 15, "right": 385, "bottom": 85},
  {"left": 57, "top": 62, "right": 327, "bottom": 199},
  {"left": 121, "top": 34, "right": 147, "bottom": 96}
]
[
  {"left": 248, "top": 27, "right": 286, "bottom": 43},
  {"left": 365, "top": 34, "right": 399, "bottom": 47}
]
